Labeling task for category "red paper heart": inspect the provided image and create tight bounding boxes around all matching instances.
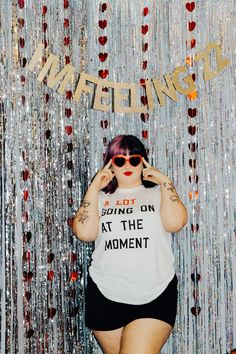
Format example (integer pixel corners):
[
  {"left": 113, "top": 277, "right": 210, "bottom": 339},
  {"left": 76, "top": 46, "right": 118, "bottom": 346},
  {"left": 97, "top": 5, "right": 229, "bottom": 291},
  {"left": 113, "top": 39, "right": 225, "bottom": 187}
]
[
  {"left": 26, "top": 329, "right": 34, "bottom": 338},
  {"left": 192, "top": 73, "right": 196, "bottom": 81},
  {"left": 44, "top": 93, "right": 49, "bottom": 103},
  {"left": 140, "top": 113, "right": 149, "bottom": 122},
  {"left": 189, "top": 159, "right": 196, "bottom": 168},
  {"left": 71, "top": 253, "right": 77, "bottom": 262},
  {"left": 191, "top": 306, "right": 201, "bottom": 316},
  {"left": 101, "top": 120, "right": 109, "bottom": 128},
  {"left": 99, "top": 52, "right": 108, "bottom": 62},
  {"left": 18, "top": 18, "right": 25, "bottom": 27},
  {"left": 98, "top": 36, "right": 107, "bottom": 45},
  {"left": 18, "top": 0, "right": 25, "bottom": 9},
  {"left": 140, "top": 79, "right": 146, "bottom": 86},
  {"left": 47, "top": 253, "right": 55, "bottom": 263},
  {"left": 21, "top": 57, "right": 27, "bottom": 67},
  {"left": 188, "top": 21, "right": 196, "bottom": 31},
  {"left": 64, "top": 19, "right": 69, "bottom": 28},
  {"left": 43, "top": 39, "right": 48, "bottom": 49},
  {"left": 23, "top": 190, "right": 28, "bottom": 201},
  {"left": 64, "top": 0, "right": 69, "bottom": 9},
  {"left": 141, "top": 25, "right": 149, "bottom": 35},
  {"left": 191, "top": 273, "right": 201, "bottom": 282},
  {"left": 186, "top": 2, "right": 195, "bottom": 12},
  {"left": 142, "top": 61, "right": 148, "bottom": 70},
  {"left": 48, "top": 307, "right": 57, "bottom": 318},
  {"left": 23, "top": 250, "right": 30, "bottom": 261},
  {"left": 188, "top": 108, "right": 197, "bottom": 117},
  {"left": 25, "top": 291, "right": 31, "bottom": 302},
  {"left": 142, "top": 43, "right": 148, "bottom": 52},
  {"left": 188, "top": 142, "right": 197, "bottom": 152},
  {"left": 70, "top": 271, "right": 78, "bottom": 281},
  {"left": 65, "top": 56, "right": 70, "bottom": 64},
  {"left": 98, "top": 20, "right": 107, "bottom": 29},
  {"left": 191, "top": 223, "right": 199, "bottom": 232},
  {"left": 65, "top": 126, "right": 73, "bottom": 135},
  {"left": 193, "top": 289, "right": 199, "bottom": 299},
  {"left": 68, "top": 197, "right": 73, "bottom": 206},
  {"left": 99, "top": 69, "right": 109, "bottom": 79},
  {"left": 67, "top": 217, "right": 73, "bottom": 226},
  {"left": 189, "top": 175, "right": 199, "bottom": 183},
  {"left": 66, "top": 91, "right": 72, "bottom": 100},
  {"left": 42, "top": 5, "right": 47, "bottom": 14},
  {"left": 65, "top": 108, "right": 72, "bottom": 117},
  {"left": 22, "top": 170, "right": 29, "bottom": 181},
  {"left": 102, "top": 87, "right": 108, "bottom": 92},
  {"left": 101, "top": 3, "right": 107, "bottom": 12},
  {"left": 187, "top": 38, "right": 196, "bottom": 48},
  {"left": 23, "top": 231, "right": 32, "bottom": 243},
  {"left": 47, "top": 270, "right": 54, "bottom": 281},
  {"left": 67, "top": 143, "right": 73, "bottom": 152},
  {"left": 42, "top": 23, "right": 48, "bottom": 32},
  {"left": 64, "top": 36, "right": 70, "bottom": 46},
  {"left": 19, "top": 38, "right": 25, "bottom": 48},
  {"left": 141, "top": 96, "right": 148, "bottom": 105},
  {"left": 45, "top": 130, "right": 51, "bottom": 139},
  {"left": 188, "top": 125, "right": 197, "bottom": 135},
  {"left": 23, "top": 271, "right": 33, "bottom": 282},
  {"left": 143, "top": 7, "right": 149, "bottom": 16},
  {"left": 142, "top": 130, "right": 148, "bottom": 139}
]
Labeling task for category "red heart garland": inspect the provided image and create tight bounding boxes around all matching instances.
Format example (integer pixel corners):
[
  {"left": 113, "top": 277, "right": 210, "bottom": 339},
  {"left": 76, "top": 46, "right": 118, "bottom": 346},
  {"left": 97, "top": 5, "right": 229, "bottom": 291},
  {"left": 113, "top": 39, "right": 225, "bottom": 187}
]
[
  {"left": 65, "top": 108, "right": 72, "bottom": 117},
  {"left": 23, "top": 271, "right": 33, "bottom": 282},
  {"left": 142, "top": 130, "right": 148, "bottom": 139},
  {"left": 186, "top": 2, "right": 195, "bottom": 12},
  {"left": 65, "top": 126, "right": 73, "bottom": 135},
  {"left": 140, "top": 79, "right": 146, "bottom": 87},
  {"left": 70, "top": 271, "right": 78, "bottom": 281},
  {"left": 188, "top": 126, "right": 197, "bottom": 135},
  {"left": 101, "top": 3, "right": 107, "bottom": 12},
  {"left": 191, "top": 306, "right": 201, "bottom": 316},
  {"left": 19, "top": 38, "right": 25, "bottom": 48},
  {"left": 67, "top": 143, "right": 73, "bottom": 152},
  {"left": 48, "top": 270, "right": 54, "bottom": 281},
  {"left": 25, "top": 291, "right": 31, "bottom": 302},
  {"left": 42, "top": 22, "right": 48, "bottom": 32},
  {"left": 142, "top": 61, "right": 148, "bottom": 70},
  {"left": 192, "top": 73, "right": 196, "bottom": 81},
  {"left": 101, "top": 120, "right": 109, "bottom": 128},
  {"left": 193, "top": 289, "right": 199, "bottom": 299},
  {"left": 42, "top": 5, "right": 47, "bottom": 15},
  {"left": 99, "top": 69, "right": 109, "bottom": 79},
  {"left": 71, "top": 253, "right": 77, "bottom": 262},
  {"left": 188, "top": 21, "right": 196, "bottom": 31},
  {"left": 47, "top": 253, "right": 55, "bottom": 263},
  {"left": 64, "top": 0, "right": 69, "bottom": 9},
  {"left": 189, "top": 159, "right": 196, "bottom": 168},
  {"left": 26, "top": 329, "right": 34, "bottom": 338},
  {"left": 191, "top": 223, "right": 199, "bottom": 232},
  {"left": 65, "top": 56, "right": 70, "bottom": 64},
  {"left": 64, "top": 19, "right": 69, "bottom": 28},
  {"left": 189, "top": 175, "right": 199, "bottom": 183},
  {"left": 99, "top": 52, "right": 108, "bottom": 62},
  {"left": 98, "top": 20, "right": 107, "bottom": 29},
  {"left": 68, "top": 197, "right": 73, "bottom": 206},
  {"left": 143, "top": 7, "right": 149, "bottom": 16},
  {"left": 18, "top": 18, "right": 25, "bottom": 27},
  {"left": 191, "top": 273, "right": 201, "bottom": 282},
  {"left": 140, "top": 113, "right": 149, "bottom": 122},
  {"left": 188, "top": 142, "right": 197, "bottom": 152},
  {"left": 48, "top": 307, "right": 57, "bottom": 318},
  {"left": 22, "top": 170, "right": 29, "bottom": 181},
  {"left": 64, "top": 36, "right": 70, "bottom": 46},
  {"left": 188, "top": 108, "right": 197, "bottom": 117},
  {"left": 141, "top": 96, "right": 148, "bottom": 105},
  {"left": 98, "top": 36, "right": 107, "bottom": 45},
  {"left": 66, "top": 91, "right": 72, "bottom": 100},
  {"left": 141, "top": 25, "right": 149, "bottom": 35},
  {"left": 23, "top": 190, "right": 28, "bottom": 201},
  {"left": 187, "top": 38, "right": 196, "bottom": 49},
  {"left": 18, "top": 0, "right": 25, "bottom": 9},
  {"left": 142, "top": 43, "right": 148, "bottom": 52}
]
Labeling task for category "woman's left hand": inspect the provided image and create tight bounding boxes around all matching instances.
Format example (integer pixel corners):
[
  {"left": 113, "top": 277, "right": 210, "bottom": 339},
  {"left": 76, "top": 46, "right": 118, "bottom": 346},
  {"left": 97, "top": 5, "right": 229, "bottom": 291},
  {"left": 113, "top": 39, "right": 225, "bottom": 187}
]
[{"left": 142, "top": 157, "right": 171, "bottom": 185}]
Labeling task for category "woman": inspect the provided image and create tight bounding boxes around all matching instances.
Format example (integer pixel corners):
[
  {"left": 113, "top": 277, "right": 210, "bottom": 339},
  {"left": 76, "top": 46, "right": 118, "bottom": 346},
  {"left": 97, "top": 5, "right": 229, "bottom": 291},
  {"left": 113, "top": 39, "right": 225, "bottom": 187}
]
[{"left": 73, "top": 135, "right": 188, "bottom": 354}]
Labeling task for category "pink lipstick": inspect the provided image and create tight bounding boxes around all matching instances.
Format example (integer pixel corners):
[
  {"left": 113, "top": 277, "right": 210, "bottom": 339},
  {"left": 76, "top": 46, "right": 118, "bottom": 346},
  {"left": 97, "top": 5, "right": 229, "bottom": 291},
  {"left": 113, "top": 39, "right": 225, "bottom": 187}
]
[{"left": 124, "top": 171, "right": 133, "bottom": 176}]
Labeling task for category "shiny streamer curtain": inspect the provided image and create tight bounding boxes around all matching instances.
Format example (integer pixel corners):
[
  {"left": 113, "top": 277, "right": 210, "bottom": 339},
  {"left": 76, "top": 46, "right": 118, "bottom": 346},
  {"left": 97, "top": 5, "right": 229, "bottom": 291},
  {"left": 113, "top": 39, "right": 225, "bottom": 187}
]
[{"left": 0, "top": 1, "right": 235, "bottom": 353}]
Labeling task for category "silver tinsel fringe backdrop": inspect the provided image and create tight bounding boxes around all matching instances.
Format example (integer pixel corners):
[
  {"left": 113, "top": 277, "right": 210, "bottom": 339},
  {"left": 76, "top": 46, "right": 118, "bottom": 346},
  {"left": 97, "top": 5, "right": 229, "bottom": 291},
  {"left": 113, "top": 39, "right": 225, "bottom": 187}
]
[{"left": 0, "top": 1, "right": 235, "bottom": 353}]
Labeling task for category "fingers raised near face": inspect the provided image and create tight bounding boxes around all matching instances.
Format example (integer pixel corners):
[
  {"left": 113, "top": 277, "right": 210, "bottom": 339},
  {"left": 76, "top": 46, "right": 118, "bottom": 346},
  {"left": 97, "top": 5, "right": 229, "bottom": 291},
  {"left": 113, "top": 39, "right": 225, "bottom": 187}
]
[
  {"left": 142, "top": 157, "right": 151, "bottom": 167},
  {"left": 103, "top": 159, "right": 112, "bottom": 170}
]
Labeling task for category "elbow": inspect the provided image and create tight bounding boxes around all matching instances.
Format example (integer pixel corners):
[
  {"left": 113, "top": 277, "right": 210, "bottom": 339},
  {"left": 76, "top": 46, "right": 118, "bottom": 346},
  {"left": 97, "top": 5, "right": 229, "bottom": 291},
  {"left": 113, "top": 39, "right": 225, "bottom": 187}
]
[
  {"left": 163, "top": 208, "right": 188, "bottom": 233},
  {"left": 72, "top": 218, "right": 98, "bottom": 242}
]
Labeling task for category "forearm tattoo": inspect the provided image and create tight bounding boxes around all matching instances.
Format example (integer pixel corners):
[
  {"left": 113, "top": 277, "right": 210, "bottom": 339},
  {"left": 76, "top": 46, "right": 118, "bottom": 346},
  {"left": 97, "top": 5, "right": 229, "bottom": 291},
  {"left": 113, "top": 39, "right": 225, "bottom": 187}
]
[
  {"left": 162, "top": 181, "right": 180, "bottom": 203},
  {"left": 76, "top": 199, "right": 91, "bottom": 224}
]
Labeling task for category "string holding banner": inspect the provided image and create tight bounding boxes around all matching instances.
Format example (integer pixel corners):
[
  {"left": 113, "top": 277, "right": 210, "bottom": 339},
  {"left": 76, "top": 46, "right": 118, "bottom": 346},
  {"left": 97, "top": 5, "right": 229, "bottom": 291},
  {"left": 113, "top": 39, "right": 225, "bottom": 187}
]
[{"left": 27, "top": 42, "right": 230, "bottom": 113}]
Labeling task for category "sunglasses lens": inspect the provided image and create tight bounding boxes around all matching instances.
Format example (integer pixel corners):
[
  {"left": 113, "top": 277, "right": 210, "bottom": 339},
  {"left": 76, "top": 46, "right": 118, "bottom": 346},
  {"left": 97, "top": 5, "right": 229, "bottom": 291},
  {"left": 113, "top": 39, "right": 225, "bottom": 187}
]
[
  {"left": 130, "top": 156, "right": 141, "bottom": 166},
  {"left": 114, "top": 157, "right": 126, "bottom": 167}
]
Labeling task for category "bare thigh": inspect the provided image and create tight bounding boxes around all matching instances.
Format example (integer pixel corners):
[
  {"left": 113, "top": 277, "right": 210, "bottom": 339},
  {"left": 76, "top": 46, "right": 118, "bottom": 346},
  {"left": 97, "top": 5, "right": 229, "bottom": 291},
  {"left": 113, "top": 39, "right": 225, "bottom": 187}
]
[
  {"left": 120, "top": 318, "right": 173, "bottom": 354},
  {"left": 92, "top": 326, "right": 124, "bottom": 354}
]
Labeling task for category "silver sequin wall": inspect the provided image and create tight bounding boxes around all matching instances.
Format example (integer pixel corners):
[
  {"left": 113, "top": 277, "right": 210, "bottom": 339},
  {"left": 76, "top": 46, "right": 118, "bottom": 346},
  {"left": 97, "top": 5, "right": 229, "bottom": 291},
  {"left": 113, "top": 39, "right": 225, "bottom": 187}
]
[{"left": 0, "top": 1, "right": 235, "bottom": 353}]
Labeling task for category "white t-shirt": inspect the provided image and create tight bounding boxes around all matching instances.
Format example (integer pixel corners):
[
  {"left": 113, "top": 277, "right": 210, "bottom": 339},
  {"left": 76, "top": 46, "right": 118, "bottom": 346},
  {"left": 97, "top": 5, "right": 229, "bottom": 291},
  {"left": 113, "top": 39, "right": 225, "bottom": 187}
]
[{"left": 89, "top": 184, "right": 175, "bottom": 305}]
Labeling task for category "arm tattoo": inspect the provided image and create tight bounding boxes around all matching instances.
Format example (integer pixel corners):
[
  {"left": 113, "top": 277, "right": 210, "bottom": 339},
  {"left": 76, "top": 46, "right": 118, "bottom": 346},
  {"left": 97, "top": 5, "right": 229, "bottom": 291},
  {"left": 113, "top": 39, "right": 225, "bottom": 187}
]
[
  {"left": 162, "top": 181, "right": 180, "bottom": 203},
  {"left": 77, "top": 199, "right": 91, "bottom": 224}
]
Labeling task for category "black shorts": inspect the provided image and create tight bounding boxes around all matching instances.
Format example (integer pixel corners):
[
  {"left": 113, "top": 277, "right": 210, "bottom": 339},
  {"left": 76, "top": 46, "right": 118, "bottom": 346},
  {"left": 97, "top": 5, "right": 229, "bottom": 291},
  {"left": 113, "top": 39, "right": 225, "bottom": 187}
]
[{"left": 85, "top": 274, "right": 178, "bottom": 331}]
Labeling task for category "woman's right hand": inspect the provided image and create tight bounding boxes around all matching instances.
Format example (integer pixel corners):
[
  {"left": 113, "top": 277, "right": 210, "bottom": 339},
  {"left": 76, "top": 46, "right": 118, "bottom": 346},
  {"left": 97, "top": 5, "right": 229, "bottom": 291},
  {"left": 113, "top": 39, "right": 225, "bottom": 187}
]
[{"left": 91, "top": 159, "right": 114, "bottom": 191}]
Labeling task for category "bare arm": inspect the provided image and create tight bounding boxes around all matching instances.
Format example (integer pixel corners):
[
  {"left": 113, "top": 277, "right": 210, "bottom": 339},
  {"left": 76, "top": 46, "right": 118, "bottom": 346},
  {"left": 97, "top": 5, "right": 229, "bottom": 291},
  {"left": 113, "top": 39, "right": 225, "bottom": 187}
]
[
  {"left": 72, "top": 159, "right": 114, "bottom": 242},
  {"left": 159, "top": 178, "right": 188, "bottom": 233}
]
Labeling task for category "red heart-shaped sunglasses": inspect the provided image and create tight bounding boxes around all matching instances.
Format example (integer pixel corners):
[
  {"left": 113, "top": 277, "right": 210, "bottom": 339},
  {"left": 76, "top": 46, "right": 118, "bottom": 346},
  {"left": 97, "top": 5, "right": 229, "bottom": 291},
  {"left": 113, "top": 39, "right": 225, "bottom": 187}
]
[{"left": 112, "top": 155, "right": 142, "bottom": 168}]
